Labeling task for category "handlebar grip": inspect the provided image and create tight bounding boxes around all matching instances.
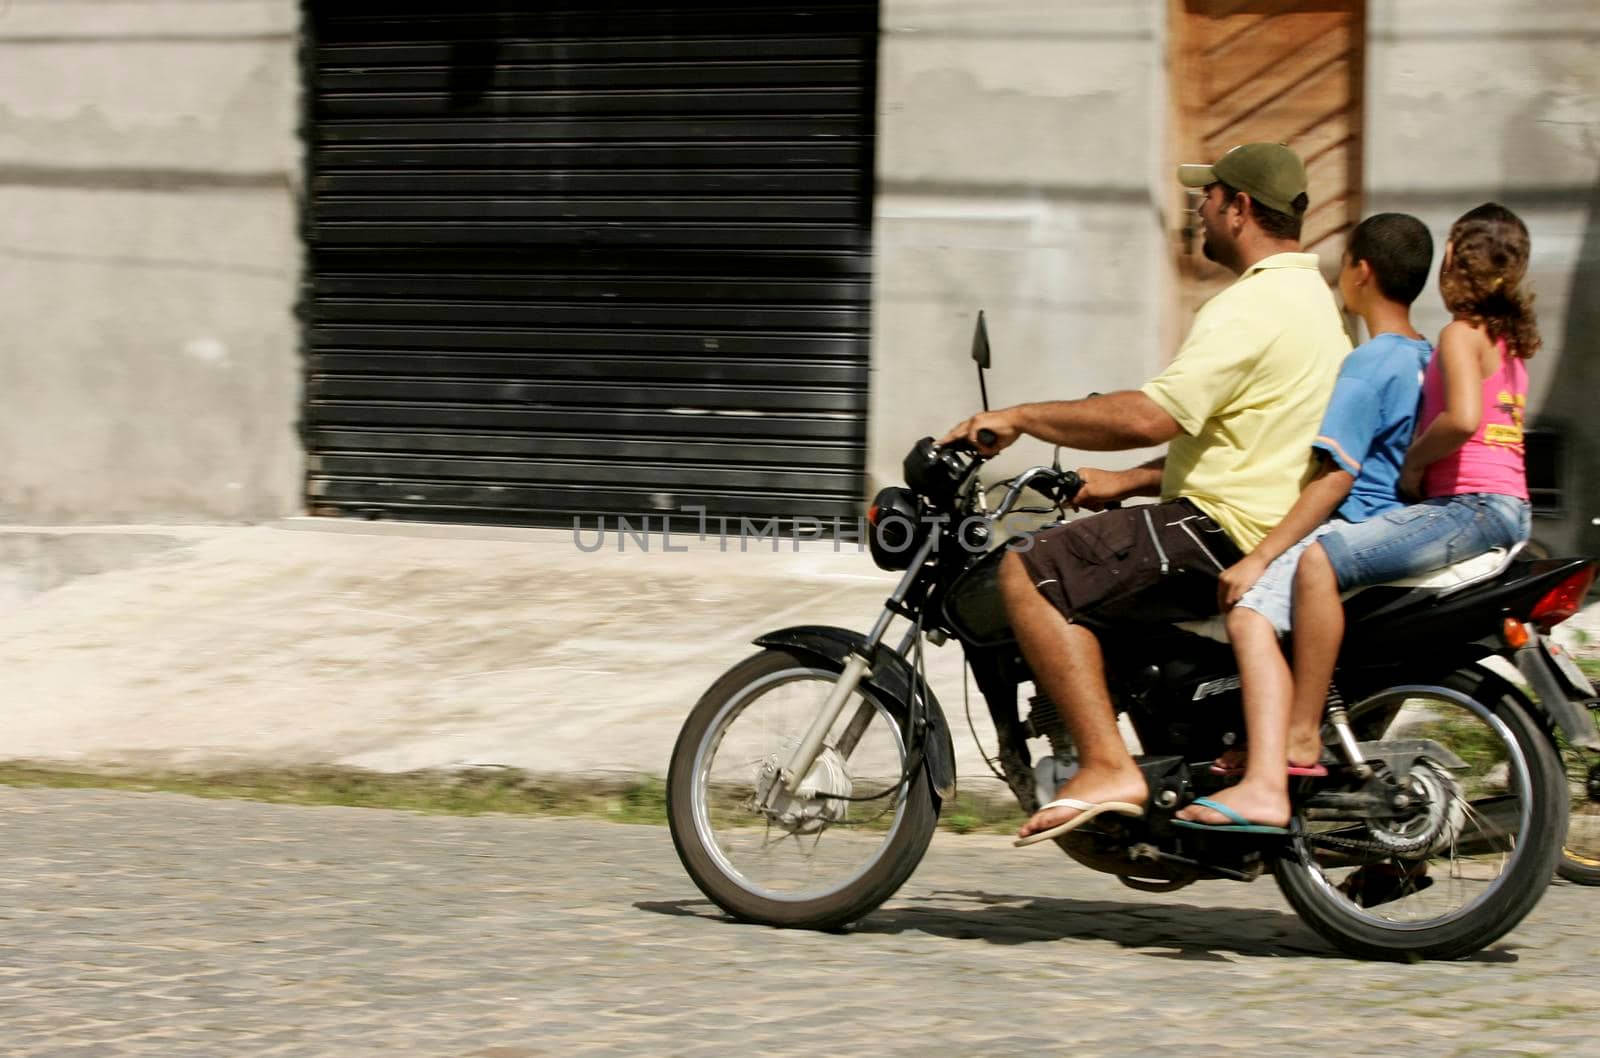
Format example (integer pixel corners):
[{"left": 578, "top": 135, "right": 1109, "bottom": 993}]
[
  {"left": 1057, "top": 470, "right": 1084, "bottom": 503},
  {"left": 976, "top": 428, "right": 998, "bottom": 449}
]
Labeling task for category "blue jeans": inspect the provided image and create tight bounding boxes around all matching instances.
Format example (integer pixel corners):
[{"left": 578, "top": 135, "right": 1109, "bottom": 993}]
[{"left": 1318, "top": 493, "right": 1532, "bottom": 592}]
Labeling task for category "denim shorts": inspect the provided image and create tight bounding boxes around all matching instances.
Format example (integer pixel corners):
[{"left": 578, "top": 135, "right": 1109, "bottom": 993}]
[
  {"left": 1317, "top": 493, "right": 1531, "bottom": 592},
  {"left": 1236, "top": 522, "right": 1341, "bottom": 635}
]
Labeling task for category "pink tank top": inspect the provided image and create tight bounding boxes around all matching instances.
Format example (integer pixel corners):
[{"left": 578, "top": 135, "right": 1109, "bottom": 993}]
[{"left": 1419, "top": 337, "right": 1528, "bottom": 500}]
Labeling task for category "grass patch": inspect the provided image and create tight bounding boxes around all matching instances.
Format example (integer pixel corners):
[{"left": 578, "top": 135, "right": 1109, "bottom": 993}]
[
  {"left": 0, "top": 762, "right": 669, "bottom": 823},
  {"left": 1578, "top": 657, "right": 1600, "bottom": 682},
  {"left": 0, "top": 762, "right": 1026, "bottom": 834},
  {"left": 939, "top": 789, "right": 1028, "bottom": 834}
]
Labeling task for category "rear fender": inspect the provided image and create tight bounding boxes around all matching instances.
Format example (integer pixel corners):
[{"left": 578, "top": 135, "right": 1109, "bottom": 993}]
[
  {"left": 754, "top": 625, "right": 957, "bottom": 801},
  {"left": 1346, "top": 557, "right": 1596, "bottom": 653}
]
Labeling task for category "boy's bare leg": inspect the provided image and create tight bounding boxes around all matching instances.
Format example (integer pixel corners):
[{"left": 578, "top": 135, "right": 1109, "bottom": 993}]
[
  {"left": 1000, "top": 552, "right": 1147, "bottom": 839},
  {"left": 1175, "top": 606, "right": 1292, "bottom": 827},
  {"left": 1287, "top": 543, "right": 1344, "bottom": 765}
]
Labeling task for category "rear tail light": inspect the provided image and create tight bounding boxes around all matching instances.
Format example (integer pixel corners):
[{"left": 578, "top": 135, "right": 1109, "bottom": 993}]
[{"left": 1530, "top": 566, "right": 1597, "bottom": 631}]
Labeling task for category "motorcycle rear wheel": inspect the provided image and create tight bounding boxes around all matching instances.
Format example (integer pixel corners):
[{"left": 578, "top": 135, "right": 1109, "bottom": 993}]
[
  {"left": 1273, "top": 675, "right": 1565, "bottom": 961},
  {"left": 666, "top": 647, "right": 939, "bottom": 929}
]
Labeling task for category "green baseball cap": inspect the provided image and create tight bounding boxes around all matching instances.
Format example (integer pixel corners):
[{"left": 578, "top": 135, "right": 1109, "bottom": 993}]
[{"left": 1178, "top": 142, "right": 1309, "bottom": 216}]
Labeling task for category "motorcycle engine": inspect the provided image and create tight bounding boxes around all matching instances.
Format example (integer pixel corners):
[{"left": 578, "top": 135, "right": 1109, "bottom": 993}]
[{"left": 1026, "top": 690, "right": 1080, "bottom": 807}]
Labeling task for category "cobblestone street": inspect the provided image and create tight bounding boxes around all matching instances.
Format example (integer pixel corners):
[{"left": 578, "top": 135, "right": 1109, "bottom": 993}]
[{"left": 4, "top": 787, "right": 1599, "bottom": 1057}]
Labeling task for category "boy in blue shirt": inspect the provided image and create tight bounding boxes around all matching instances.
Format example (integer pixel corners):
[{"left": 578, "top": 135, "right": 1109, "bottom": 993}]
[{"left": 1174, "top": 212, "right": 1436, "bottom": 832}]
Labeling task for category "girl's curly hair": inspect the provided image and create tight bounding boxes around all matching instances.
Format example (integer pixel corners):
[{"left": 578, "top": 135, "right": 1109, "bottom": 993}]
[{"left": 1441, "top": 202, "right": 1540, "bottom": 359}]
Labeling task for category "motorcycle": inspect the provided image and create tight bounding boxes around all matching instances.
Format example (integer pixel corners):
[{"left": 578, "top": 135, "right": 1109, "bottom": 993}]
[{"left": 666, "top": 316, "right": 1599, "bottom": 960}]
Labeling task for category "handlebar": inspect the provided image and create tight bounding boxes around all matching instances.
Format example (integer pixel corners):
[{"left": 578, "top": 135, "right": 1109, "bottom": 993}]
[
  {"left": 991, "top": 467, "right": 1083, "bottom": 519},
  {"left": 936, "top": 429, "right": 1130, "bottom": 518},
  {"left": 941, "top": 427, "right": 1000, "bottom": 456}
]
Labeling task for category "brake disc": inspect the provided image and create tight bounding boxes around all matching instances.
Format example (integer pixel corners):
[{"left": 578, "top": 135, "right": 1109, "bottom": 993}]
[{"left": 753, "top": 739, "right": 853, "bottom": 835}]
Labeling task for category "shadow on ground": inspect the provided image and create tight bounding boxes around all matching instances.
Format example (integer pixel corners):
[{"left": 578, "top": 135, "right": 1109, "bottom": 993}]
[{"left": 636, "top": 889, "right": 1520, "bottom": 964}]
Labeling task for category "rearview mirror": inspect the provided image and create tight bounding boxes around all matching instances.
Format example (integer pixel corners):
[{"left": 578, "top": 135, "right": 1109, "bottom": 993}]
[{"left": 970, "top": 310, "right": 991, "bottom": 369}]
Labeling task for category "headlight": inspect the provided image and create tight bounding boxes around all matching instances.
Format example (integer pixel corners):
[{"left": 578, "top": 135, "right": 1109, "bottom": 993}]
[{"left": 866, "top": 486, "right": 922, "bottom": 570}]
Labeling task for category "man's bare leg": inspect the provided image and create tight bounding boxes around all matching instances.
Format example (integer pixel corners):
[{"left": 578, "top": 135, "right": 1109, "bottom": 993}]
[
  {"left": 1175, "top": 606, "right": 1292, "bottom": 827},
  {"left": 1001, "top": 552, "right": 1147, "bottom": 839},
  {"left": 1287, "top": 543, "right": 1343, "bottom": 765}
]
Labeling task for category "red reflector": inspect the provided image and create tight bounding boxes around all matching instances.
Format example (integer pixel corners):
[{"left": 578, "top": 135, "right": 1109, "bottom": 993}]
[
  {"left": 867, "top": 504, "right": 879, "bottom": 525},
  {"left": 1530, "top": 567, "right": 1597, "bottom": 631}
]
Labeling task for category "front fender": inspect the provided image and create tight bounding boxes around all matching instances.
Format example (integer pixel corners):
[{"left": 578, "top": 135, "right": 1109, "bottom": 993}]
[{"left": 754, "top": 625, "right": 957, "bottom": 801}]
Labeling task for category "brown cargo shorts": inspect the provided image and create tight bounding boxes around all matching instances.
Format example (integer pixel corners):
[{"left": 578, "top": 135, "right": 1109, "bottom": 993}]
[{"left": 1015, "top": 499, "right": 1243, "bottom": 625}]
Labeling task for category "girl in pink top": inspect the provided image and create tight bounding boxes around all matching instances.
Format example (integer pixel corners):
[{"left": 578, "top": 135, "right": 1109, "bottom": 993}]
[{"left": 1401, "top": 203, "right": 1536, "bottom": 506}]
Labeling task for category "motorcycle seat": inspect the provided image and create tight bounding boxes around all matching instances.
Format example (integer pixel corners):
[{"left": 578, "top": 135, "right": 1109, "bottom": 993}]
[
  {"left": 1375, "top": 543, "right": 1520, "bottom": 593},
  {"left": 1175, "top": 545, "right": 1520, "bottom": 644}
]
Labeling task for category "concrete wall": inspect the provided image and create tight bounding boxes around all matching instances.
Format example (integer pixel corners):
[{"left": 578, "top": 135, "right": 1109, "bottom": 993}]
[
  {"left": 1363, "top": 0, "right": 1600, "bottom": 555},
  {"left": 867, "top": 1, "right": 1172, "bottom": 497},
  {"left": 4, "top": 0, "right": 1594, "bottom": 549},
  {"left": 0, "top": 0, "right": 302, "bottom": 524}
]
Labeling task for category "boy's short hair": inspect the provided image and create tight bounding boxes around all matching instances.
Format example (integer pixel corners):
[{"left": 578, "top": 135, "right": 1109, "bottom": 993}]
[{"left": 1347, "top": 213, "right": 1434, "bottom": 305}]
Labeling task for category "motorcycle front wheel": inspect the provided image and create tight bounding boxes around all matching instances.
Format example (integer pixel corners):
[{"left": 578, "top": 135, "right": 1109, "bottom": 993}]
[
  {"left": 1273, "top": 675, "right": 1565, "bottom": 961},
  {"left": 666, "top": 647, "right": 939, "bottom": 929}
]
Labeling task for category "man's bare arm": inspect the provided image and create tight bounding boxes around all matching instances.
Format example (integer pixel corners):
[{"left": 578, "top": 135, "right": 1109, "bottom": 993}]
[
  {"left": 1073, "top": 457, "right": 1165, "bottom": 510},
  {"left": 1013, "top": 392, "right": 1182, "bottom": 450},
  {"left": 942, "top": 391, "right": 1182, "bottom": 455}
]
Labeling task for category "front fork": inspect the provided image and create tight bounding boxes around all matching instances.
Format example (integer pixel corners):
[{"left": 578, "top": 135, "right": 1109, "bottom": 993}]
[{"left": 763, "top": 535, "right": 939, "bottom": 807}]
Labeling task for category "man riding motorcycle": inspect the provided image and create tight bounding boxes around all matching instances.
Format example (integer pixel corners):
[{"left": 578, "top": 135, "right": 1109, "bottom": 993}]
[{"left": 941, "top": 142, "right": 1350, "bottom": 844}]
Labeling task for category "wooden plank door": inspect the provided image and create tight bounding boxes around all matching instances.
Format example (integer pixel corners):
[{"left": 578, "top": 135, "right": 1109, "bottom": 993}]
[{"left": 1169, "top": 0, "right": 1365, "bottom": 328}]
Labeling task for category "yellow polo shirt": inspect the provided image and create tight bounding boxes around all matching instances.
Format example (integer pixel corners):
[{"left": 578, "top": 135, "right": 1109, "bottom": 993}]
[{"left": 1141, "top": 253, "right": 1350, "bottom": 551}]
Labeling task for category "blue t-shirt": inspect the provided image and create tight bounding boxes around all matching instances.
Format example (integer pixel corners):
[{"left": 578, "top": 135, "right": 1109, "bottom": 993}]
[{"left": 1313, "top": 332, "right": 1433, "bottom": 522}]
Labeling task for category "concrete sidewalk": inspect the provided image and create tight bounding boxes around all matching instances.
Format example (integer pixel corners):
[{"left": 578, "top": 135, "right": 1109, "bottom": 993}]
[
  {"left": 0, "top": 520, "right": 995, "bottom": 781},
  {"left": 3, "top": 520, "right": 1597, "bottom": 783}
]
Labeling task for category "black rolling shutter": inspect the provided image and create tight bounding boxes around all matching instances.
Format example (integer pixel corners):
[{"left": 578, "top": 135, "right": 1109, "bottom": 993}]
[{"left": 300, "top": 2, "right": 877, "bottom": 530}]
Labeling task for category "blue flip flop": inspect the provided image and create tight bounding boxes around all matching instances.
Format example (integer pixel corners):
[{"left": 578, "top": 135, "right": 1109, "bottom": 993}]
[{"left": 1171, "top": 797, "right": 1290, "bottom": 835}]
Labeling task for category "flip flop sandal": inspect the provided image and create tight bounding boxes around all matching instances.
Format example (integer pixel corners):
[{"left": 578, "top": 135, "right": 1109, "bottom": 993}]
[
  {"left": 1171, "top": 796, "right": 1290, "bottom": 835},
  {"left": 1013, "top": 797, "right": 1144, "bottom": 848}
]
